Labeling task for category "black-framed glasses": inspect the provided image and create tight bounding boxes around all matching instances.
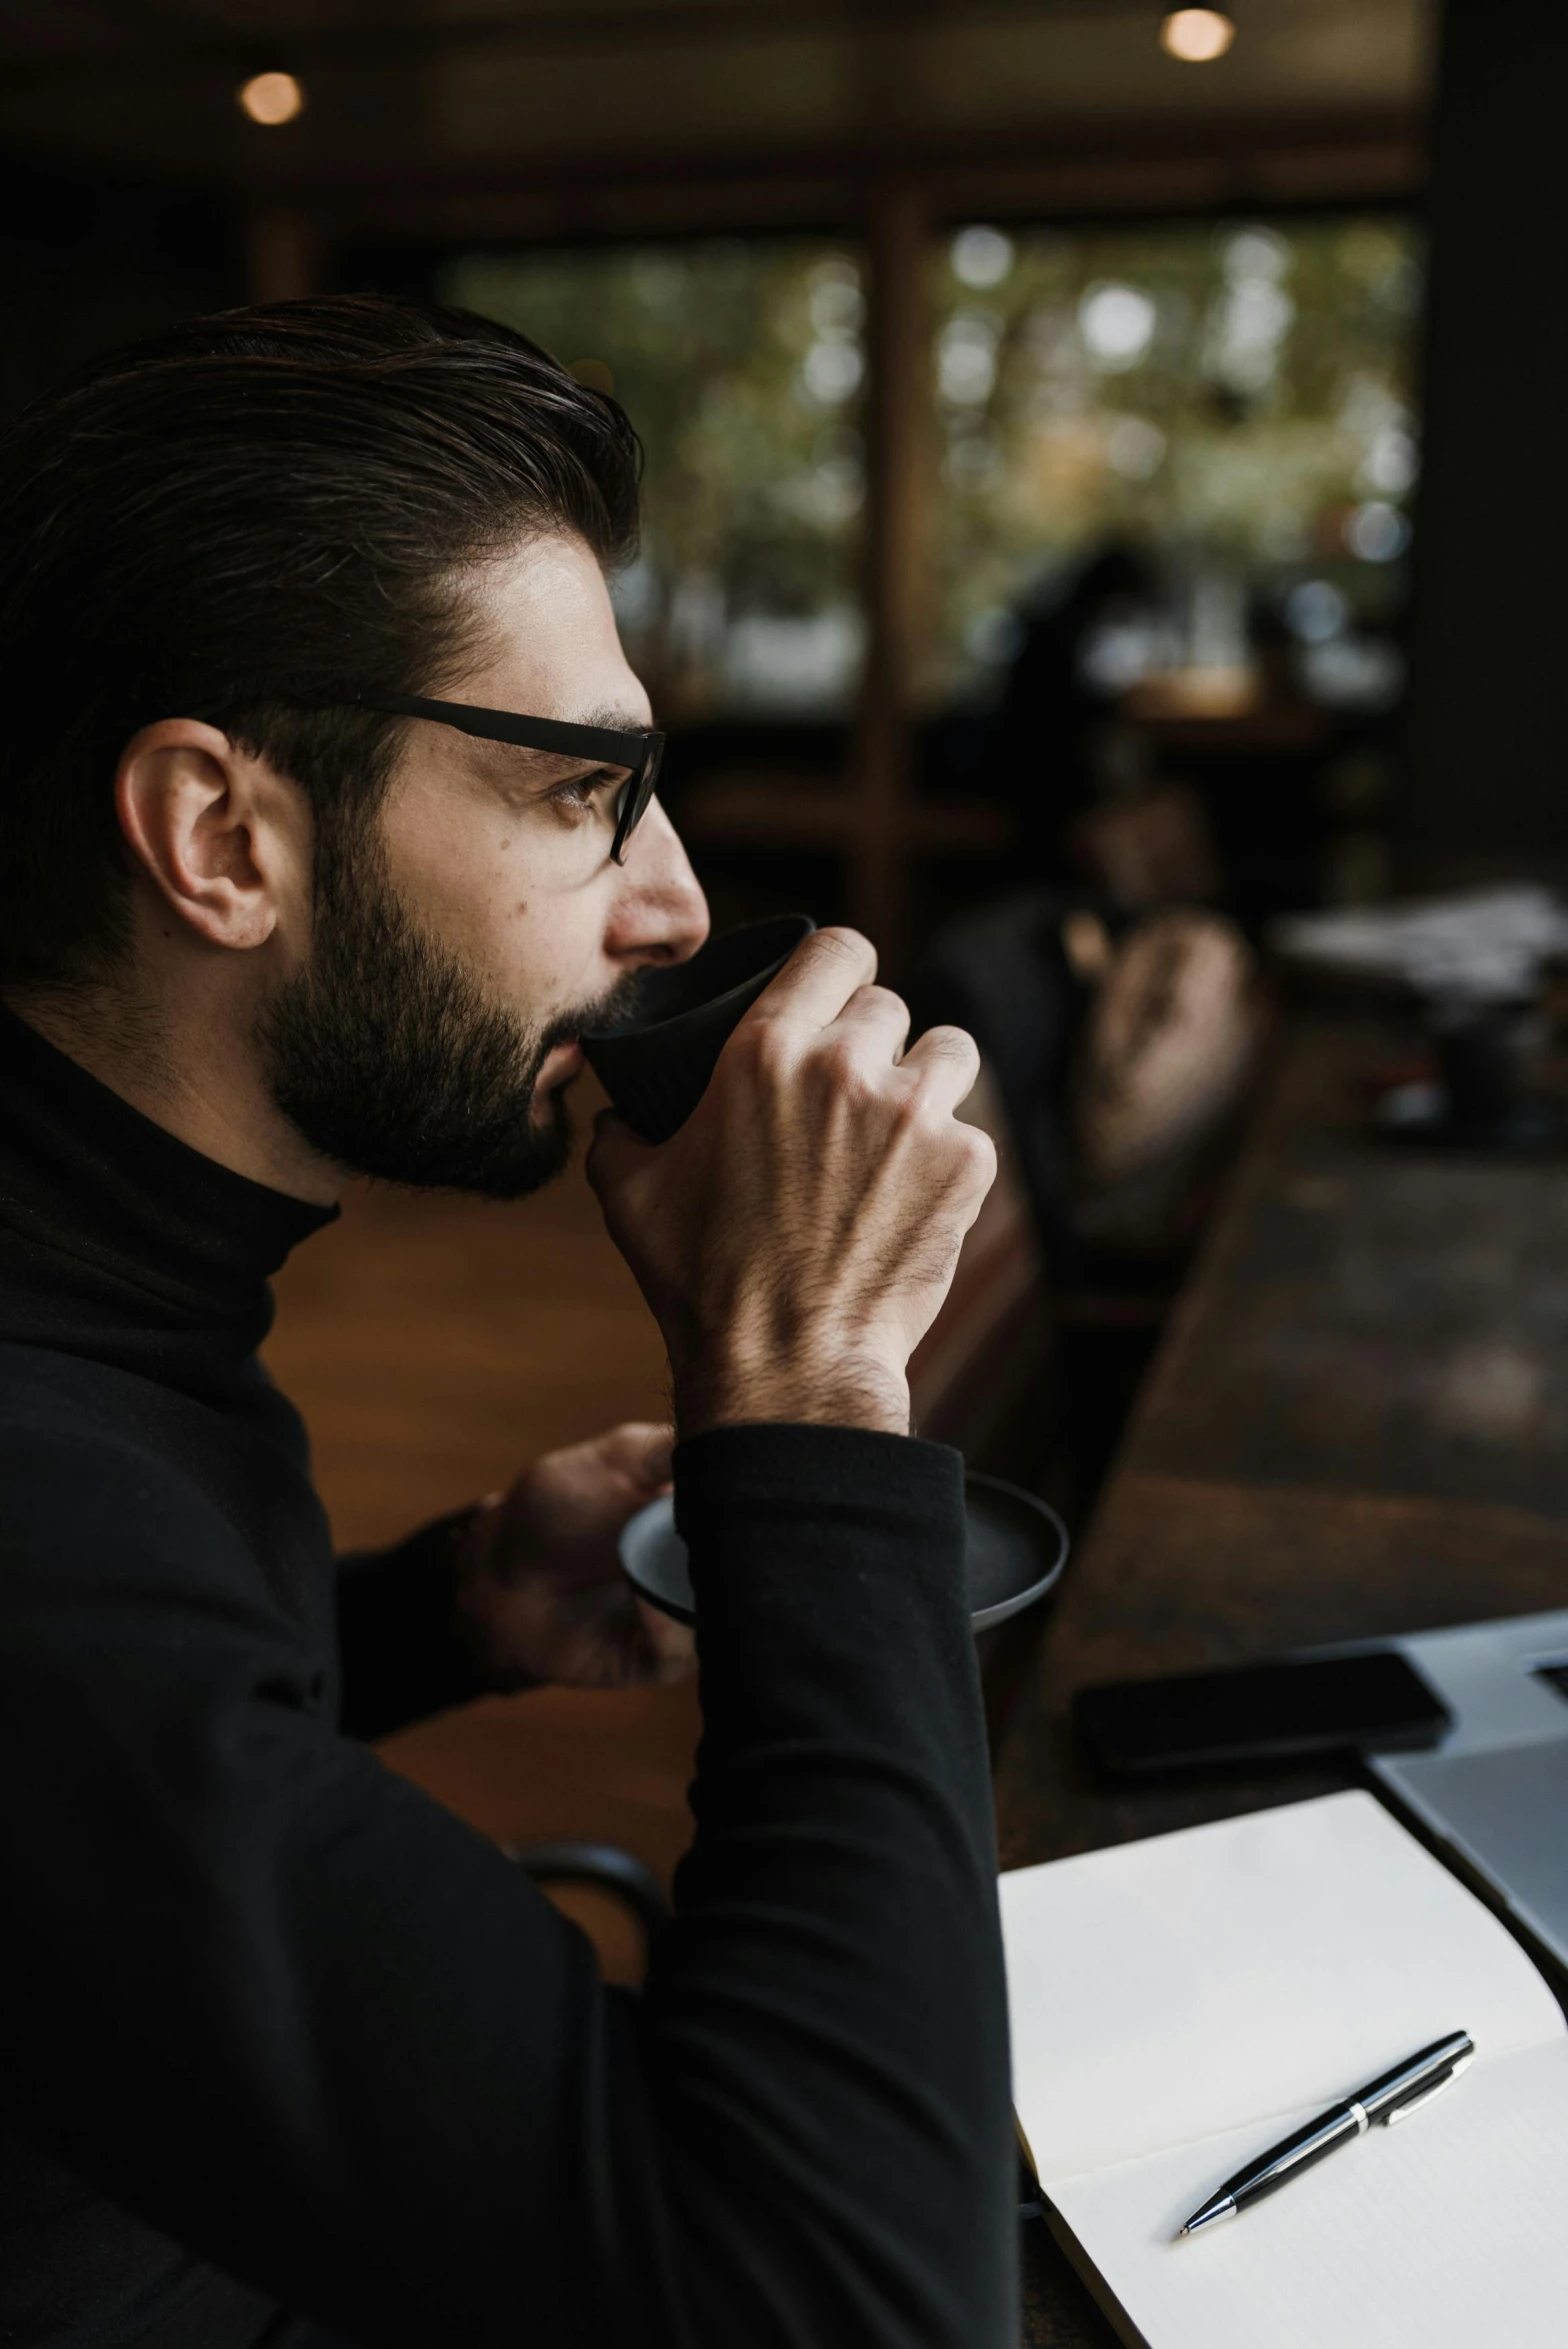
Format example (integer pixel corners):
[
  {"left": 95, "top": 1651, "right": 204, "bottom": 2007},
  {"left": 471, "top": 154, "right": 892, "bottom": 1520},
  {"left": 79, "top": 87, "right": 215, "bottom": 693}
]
[{"left": 352, "top": 691, "right": 664, "bottom": 866}]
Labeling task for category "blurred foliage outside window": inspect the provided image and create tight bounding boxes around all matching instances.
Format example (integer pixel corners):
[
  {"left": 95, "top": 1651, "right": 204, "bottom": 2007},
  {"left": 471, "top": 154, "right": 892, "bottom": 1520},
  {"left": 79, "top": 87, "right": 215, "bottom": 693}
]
[
  {"left": 445, "top": 213, "right": 1420, "bottom": 724},
  {"left": 934, "top": 215, "right": 1422, "bottom": 709},
  {"left": 443, "top": 241, "right": 869, "bottom": 723}
]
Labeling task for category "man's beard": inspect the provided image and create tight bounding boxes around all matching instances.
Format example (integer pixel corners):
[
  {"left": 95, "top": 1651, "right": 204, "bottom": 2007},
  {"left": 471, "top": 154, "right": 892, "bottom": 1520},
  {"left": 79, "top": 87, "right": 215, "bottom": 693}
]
[{"left": 259, "top": 818, "right": 640, "bottom": 1198}]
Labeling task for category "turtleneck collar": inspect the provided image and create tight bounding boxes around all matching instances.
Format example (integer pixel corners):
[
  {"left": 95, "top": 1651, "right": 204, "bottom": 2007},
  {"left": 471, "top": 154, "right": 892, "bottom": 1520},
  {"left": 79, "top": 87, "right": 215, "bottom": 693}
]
[{"left": 0, "top": 1003, "right": 336, "bottom": 1373}]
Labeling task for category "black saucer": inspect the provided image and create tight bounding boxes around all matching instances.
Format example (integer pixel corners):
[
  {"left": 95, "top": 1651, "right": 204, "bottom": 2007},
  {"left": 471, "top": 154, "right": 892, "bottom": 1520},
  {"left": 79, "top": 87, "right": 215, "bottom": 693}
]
[{"left": 619, "top": 1470, "right": 1069, "bottom": 1633}]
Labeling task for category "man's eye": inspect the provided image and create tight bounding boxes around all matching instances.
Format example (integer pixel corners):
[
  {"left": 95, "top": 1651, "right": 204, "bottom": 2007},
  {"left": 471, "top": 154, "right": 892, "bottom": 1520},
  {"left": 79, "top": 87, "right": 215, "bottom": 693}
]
[{"left": 547, "top": 769, "right": 617, "bottom": 814}]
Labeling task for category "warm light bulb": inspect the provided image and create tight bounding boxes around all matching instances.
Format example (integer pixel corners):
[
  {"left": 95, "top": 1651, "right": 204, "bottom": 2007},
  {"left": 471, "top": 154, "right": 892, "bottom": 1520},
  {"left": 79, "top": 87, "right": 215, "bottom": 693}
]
[
  {"left": 1160, "top": 9, "right": 1236, "bottom": 62},
  {"left": 238, "top": 70, "right": 306, "bottom": 126}
]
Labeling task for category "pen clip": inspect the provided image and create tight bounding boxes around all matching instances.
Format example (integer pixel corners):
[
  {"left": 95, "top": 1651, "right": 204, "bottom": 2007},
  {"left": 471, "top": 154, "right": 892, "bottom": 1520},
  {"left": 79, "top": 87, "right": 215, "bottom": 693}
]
[{"left": 1383, "top": 2061, "right": 1465, "bottom": 2126}]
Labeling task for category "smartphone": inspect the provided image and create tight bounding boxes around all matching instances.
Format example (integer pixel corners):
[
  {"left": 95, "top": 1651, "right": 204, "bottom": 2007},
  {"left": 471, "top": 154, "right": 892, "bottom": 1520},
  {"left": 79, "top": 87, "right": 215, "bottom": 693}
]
[{"left": 1074, "top": 1649, "right": 1451, "bottom": 1778}]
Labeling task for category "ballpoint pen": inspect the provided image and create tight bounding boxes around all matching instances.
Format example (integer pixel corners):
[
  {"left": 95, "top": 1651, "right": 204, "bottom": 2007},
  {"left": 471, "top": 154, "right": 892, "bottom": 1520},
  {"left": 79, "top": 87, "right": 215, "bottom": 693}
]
[{"left": 1180, "top": 2028, "right": 1475, "bottom": 2236}]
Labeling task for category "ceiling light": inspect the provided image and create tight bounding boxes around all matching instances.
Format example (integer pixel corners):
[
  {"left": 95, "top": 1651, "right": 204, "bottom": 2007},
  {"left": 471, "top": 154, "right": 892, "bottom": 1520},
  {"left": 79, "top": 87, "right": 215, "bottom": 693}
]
[
  {"left": 1160, "top": 10, "right": 1236, "bottom": 62},
  {"left": 238, "top": 70, "right": 306, "bottom": 126}
]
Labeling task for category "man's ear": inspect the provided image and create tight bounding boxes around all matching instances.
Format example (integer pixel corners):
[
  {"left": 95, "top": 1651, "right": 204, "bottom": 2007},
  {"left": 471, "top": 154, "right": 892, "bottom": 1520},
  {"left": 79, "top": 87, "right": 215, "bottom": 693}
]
[{"left": 114, "top": 719, "right": 307, "bottom": 953}]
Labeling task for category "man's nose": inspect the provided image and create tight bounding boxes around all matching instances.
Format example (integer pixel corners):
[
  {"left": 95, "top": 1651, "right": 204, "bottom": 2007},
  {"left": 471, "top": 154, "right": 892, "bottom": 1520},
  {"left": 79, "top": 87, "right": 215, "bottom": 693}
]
[{"left": 607, "top": 796, "right": 709, "bottom": 969}]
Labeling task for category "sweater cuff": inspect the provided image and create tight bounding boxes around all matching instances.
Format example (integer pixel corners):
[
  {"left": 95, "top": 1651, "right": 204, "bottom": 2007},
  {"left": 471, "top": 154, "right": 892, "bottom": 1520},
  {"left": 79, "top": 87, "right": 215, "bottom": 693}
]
[
  {"left": 669, "top": 1423, "right": 991, "bottom": 1860},
  {"left": 675, "top": 1420, "right": 964, "bottom": 1509},
  {"left": 335, "top": 1506, "right": 491, "bottom": 1741},
  {"left": 673, "top": 1421, "right": 969, "bottom": 1616}
]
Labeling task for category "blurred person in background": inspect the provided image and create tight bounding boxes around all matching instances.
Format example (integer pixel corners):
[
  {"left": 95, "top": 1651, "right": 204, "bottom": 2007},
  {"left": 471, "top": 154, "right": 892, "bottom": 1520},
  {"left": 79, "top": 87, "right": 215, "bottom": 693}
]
[{"left": 991, "top": 540, "right": 1155, "bottom": 879}]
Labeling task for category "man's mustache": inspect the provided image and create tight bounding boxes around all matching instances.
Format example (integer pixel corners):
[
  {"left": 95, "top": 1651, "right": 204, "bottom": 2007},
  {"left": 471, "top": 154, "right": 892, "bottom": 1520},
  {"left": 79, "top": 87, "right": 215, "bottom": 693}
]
[{"left": 537, "top": 968, "right": 645, "bottom": 1057}]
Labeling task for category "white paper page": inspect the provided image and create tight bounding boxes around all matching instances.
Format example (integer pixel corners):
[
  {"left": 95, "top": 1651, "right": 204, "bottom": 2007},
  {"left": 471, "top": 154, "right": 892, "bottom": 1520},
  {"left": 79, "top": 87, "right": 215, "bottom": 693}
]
[
  {"left": 1048, "top": 2038, "right": 1568, "bottom": 2349},
  {"left": 1001, "top": 1791, "right": 1564, "bottom": 2183}
]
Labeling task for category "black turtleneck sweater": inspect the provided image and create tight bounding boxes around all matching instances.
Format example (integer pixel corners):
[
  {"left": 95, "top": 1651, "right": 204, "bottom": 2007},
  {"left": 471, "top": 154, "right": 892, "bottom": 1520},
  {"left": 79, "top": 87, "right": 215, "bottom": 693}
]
[{"left": 0, "top": 1006, "right": 1015, "bottom": 2349}]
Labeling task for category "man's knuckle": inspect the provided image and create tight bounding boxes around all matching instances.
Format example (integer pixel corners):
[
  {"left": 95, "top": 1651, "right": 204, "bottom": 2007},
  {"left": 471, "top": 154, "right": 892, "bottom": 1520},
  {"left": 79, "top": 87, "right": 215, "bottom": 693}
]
[
  {"left": 892, "top": 1082, "right": 943, "bottom": 1139},
  {"left": 731, "top": 1017, "right": 788, "bottom": 1078},
  {"left": 817, "top": 1033, "right": 871, "bottom": 1091},
  {"left": 814, "top": 924, "right": 873, "bottom": 963},
  {"left": 960, "top": 1126, "right": 997, "bottom": 1181},
  {"left": 924, "top": 1022, "right": 980, "bottom": 1067}
]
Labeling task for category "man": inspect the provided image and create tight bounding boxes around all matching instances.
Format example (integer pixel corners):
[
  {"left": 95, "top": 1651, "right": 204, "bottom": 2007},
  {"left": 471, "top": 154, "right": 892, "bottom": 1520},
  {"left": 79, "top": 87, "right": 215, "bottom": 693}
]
[{"left": 0, "top": 296, "right": 1013, "bottom": 2348}]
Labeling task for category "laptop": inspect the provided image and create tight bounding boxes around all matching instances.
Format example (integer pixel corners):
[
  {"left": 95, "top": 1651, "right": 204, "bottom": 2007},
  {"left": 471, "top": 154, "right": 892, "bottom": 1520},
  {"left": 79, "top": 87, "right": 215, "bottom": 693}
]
[{"left": 1335, "top": 1610, "right": 1568, "bottom": 1979}]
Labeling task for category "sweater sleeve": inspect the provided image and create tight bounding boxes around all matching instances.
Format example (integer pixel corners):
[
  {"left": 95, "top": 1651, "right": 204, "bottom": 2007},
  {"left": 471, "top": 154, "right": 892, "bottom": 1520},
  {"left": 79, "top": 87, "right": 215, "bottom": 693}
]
[
  {"left": 0, "top": 1417, "right": 1017, "bottom": 2349},
  {"left": 335, "top": 1508, "right": 501, "bottom": 1740}
]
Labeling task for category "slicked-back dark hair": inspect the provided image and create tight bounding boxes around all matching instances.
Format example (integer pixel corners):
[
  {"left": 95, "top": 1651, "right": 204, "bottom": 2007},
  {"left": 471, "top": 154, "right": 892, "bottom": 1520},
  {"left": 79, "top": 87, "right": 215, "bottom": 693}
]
[{"left": 0, "top": 294, "right": 642, "bottom": 985}]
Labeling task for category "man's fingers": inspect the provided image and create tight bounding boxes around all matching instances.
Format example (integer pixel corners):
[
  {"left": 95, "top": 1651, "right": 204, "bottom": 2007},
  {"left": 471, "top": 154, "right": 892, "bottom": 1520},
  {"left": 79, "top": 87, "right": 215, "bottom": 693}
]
[
  {"left": 599, "top": 1420, "right": 674, "bottom": 1491},
  {"left": 743, "top": 925, "right": 878, "bottom": 1034},
  {"left": 899, "top": 1022, "right": 983, "bottom": 1116},
  {"left": 634, "top": 1598, "right": 697, "bottom": 1682},
  {"left": 824, "top": 983, "right": 912, "bottom": 1065}
]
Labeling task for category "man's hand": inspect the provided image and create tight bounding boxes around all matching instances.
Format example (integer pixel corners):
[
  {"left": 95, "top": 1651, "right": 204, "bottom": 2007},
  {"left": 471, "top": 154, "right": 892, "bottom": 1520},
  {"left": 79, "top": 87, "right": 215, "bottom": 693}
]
[
  {"left": 588, "top": 927, "right": 996, "bottom": 1439},
  {"left": 457, "top": 1422, "right": 695, "bottom": 1690}
]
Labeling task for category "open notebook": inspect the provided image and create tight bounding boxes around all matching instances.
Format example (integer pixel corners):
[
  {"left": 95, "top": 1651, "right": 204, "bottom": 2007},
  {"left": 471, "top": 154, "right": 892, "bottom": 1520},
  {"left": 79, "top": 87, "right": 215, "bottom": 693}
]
[{"left": 1000, "top": 1792, "right": 1568, "bottom": 2349}]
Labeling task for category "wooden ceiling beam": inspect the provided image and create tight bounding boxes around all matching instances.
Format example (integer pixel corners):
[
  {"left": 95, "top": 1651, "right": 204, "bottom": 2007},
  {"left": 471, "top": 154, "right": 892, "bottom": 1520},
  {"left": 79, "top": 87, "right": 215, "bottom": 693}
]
[
  {"left": 252, "top": 139, "right": 1417, "bottom": 264},
  {"left": 254, "top": 105, "right": 1422, "bottom": 224},
  {"left": 77, "top": 0, "right": 223, "bottom": 34},
  {"left": 0, "top": 0, "right": 1164, "bottom": 92}
]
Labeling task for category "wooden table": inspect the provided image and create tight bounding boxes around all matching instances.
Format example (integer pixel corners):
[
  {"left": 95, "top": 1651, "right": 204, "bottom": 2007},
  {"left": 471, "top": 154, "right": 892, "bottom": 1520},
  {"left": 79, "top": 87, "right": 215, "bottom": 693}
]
[{"left": 994, "top": 1015, "right": 1568, "bottom": 2346}]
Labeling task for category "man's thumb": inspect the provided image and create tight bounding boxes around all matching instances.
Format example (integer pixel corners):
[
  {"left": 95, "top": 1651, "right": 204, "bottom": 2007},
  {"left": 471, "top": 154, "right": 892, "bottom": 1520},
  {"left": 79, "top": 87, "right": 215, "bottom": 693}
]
[
  {"left": 584, "top": 1106, "right": 650, "bottom": 1196},
  {"left": 632, "top": 1422, "right": 675, "bottom": 1488}
]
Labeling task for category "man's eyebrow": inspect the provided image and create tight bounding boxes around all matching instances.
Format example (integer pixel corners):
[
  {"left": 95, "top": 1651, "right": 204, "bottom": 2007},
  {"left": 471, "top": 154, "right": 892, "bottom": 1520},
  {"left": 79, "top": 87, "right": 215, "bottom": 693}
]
[
  {"left": 574, "top": 703, "right": 654, "bottom": 735},
  {"left": 476, "top": 704, "right": 654, "bottom": 787},
  {"left": 488, "top": 705, "right": 651, "bottom": 762}
]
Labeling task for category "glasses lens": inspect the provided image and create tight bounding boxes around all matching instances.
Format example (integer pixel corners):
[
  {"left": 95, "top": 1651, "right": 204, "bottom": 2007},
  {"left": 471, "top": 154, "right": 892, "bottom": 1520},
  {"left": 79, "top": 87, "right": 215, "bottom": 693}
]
[{"left": 611, "top": 745, "right": 661, "bottom": 864}]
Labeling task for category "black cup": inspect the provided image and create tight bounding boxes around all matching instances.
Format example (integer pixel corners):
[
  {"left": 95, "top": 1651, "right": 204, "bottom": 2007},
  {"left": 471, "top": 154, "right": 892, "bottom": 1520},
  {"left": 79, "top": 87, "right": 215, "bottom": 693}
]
[{"left": 582, "top": 913, "right": 816, "bottom": 1142}]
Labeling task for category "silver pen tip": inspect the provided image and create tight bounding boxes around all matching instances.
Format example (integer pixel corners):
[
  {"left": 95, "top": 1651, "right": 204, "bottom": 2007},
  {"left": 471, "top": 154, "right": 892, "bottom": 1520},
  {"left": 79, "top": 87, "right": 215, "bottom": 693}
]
[{"left": 1180, "top": 2196, "right": 1238, "bottom": 2237}]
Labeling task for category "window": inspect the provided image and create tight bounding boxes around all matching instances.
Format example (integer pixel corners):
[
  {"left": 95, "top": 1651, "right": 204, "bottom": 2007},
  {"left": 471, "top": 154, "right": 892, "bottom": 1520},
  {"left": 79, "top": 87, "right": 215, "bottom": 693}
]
[
  {"left": 446, "top": 214, "right": 1422, "bottom": 736},
  {"left": 933, "top": 215, "right": 1422, "bottom": 711},
  {"left": 443, "top": 240, "right": 868, "bottom": 721}
]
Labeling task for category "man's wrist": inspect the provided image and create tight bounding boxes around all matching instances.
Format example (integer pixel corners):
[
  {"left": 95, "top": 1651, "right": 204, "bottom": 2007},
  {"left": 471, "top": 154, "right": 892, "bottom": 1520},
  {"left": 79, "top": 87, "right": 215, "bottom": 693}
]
[
  {"left": 441, "top": 1496, "right": 535, "bottom": 1689},
  {"left": 447, "top": 1491, "right": 503, "bottom": 1588},
  {"left": 673, "top": 1346, "right": 910, "bottom": 1441}
]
